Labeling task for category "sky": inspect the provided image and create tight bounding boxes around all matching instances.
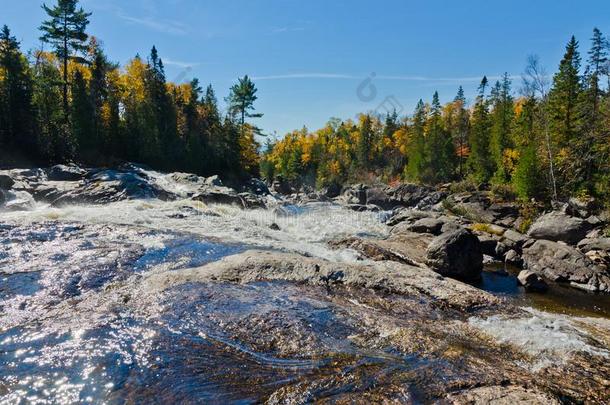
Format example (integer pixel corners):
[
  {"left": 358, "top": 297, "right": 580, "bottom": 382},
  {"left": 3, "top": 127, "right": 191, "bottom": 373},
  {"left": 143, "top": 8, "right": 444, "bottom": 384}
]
[{"left": 4, "top": 0, "right": 610, "bottom": 139}]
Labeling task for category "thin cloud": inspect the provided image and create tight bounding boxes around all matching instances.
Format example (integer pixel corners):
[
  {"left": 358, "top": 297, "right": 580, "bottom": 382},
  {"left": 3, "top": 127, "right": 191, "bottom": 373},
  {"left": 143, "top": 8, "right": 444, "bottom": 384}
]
[
  {"left": 253, "top": 73, "right": 358, "bottom": 80},
  {"left": 270, "top": 26, "right": 306, "bottom": 34},
  {"left": 117, "top": 12, "right": 189, "bottom": 35},
  {"left": 163, "top": 58, "right": 200, "bottom": 68},
  {"left": 252, "top": 73, "right": 517, "bottom": 84}
]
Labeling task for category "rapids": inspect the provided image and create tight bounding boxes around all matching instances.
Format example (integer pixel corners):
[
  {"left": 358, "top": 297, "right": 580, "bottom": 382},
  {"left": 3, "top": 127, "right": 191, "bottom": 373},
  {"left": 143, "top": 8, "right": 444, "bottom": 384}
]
[{"left": 0, "top": 169, "right": 609, "bottom": 403}]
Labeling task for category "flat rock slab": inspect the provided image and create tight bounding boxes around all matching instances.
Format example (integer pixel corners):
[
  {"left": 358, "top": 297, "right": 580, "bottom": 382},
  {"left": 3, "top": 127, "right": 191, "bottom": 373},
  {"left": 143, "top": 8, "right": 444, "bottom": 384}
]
[{"left": 144, "top": 250, "right": 501, "bottom": 311}]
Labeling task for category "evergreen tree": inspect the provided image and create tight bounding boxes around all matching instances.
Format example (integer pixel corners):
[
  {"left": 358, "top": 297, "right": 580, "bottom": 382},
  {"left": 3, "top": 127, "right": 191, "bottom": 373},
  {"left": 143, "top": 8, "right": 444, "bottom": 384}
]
[
  {"left": 405, "top": 99, "right": 427, "bottom": 181},
  {"left": 467, "top": 76, "right": 493, "bottom": 183},
  {"left": 452, "top": 86, "right": 469, "bottom": 179},
  {"left": 39, "top": 0, "right": 91, "bottom": 120},
  {"left": 548, "top": 36, "right": 583, "bottom": 194},
  {"left": 0, "top": 25, "right": 34, "bottom": 155},
  {"left": 227, "top": 75, "right": 263, "bottom": 134},
  {"left": 489, "top": 73, "right": 515, "bottom": 183},
  {"left": 512, "top": 97, "right": 543, "bottom": 199},
  {"left": 425, "top": 91, "right": 455, "bottom": 183},
  {"left": 357, "top": 114, "right": 373, "bottom": 169},
  {"left": 71, "top": 68, "right": 94, "bottom": 159}
]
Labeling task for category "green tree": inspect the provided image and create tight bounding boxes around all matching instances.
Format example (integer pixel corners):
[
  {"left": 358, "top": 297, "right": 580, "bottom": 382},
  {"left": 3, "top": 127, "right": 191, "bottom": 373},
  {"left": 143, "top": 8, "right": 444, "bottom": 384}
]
[
  {"left": 467, "top": 76, "right": 493, "bottom": 183},
  {"left": 227, "top": 75, "right": 263, "bottom": 133},
  {"left": 39, "top": 0, "right": 91, "bottom": 120},
  {"left": 425, "top": 91, "right": 455, "bottom": 183},
  {"left": 357, "top": 114, "right": 373, "bottom": 169},
  {"left": 452, "top": 86, "right": 469, "bottom": 179},
  {"left": 489, "top": 73, "right": 515, "bottom": 183},
  {"left": 70, "top": 68, "right": 94, "bottom": 159},
  {"left": 0, "top": 25, "right": 34, "bottom": 154},
  {"left": 405, "top": 99, "right": 427, "bottom": 181}
]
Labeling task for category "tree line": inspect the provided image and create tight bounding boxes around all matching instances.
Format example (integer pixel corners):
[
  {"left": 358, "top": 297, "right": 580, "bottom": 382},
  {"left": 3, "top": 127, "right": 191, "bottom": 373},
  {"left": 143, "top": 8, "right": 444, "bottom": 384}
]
[
  {"left": 0, "top": 0, "right": 262, "bottom": 179},
  {"left": 262, "top": 29, "right": 610, "bottom": 202}
]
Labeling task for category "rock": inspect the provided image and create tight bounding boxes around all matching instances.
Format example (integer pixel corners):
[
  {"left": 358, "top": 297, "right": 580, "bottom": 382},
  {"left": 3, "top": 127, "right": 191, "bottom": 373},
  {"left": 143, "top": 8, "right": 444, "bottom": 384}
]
[
  {"left": 205, "top": 175, "right": 223, "bottom": 187},
  {"left": 144, "top": 250, "right": 501, "bottom": 310},
  {"left": 414, "top": 191, "right": 447, "bottom": 210},
  {"left": 46, "top": 164, "right": 86, "bottom": 181},
  {"left": 577, "top": 237, "right": 610, "bottom": 253},
  {"left": 269, "top": 223, "right": 281, "bottom": 231},
  {"left": 322, "top": 182, "right": 342, "bottom": 198},
  {"left": 502, "top": 229, "right": 529, "bottom": 251},
  {"left": 522, "top": 239, "right": 610, "bottom": 293},
  {"left": 445, "top": 385, "right": 560, "bottom": 405},
  {"left": 566, "top": 196, "right": 597, "bottom": 218},
  {"left": 527, "top": 211, "right": 591, "bottom": 245},
  {"left": 192, "top": 189, "right": 245, "bottom": 207},
  {"left": 425, "top": 228, "right": 483, "bottom": 281},
  {"left": 329, "top": 233, "right": 431, "bottom": 267},
  {"left": 386, "top": 208, "right": 439, "bottom": 226},
  {"left": 388, "top": 183, "right": 440, "bottom": 207},
  {"left": 505, "top": 249, "right": 523, "bottom": 267},
  {"left": 477, "top": 234, "right": 499, "bottom": 257},
  {"left": 406, "top": 217, "right": 446, "bottom": 235},
  {"left": 343, "top": 184, "right": 367, "bottom": 205},
  {"left": 517, "top": 270, "right": 548, "bottom": 292},
  {"left": 52, "top": 170, "right": 173, "bottom": 206},
  {"left": 0, "top": 174, "right": 14, "bottom": 190},
  {"left": 244, "top": 178, "right": 270, "bottom": 196},
  {"left": 3, "top": 190, "right": 35, "bottom": 211}
]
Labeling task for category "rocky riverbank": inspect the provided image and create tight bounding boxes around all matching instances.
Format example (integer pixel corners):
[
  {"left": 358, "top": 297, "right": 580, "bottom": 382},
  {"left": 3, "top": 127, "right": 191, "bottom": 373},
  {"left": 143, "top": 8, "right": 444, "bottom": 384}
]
[{"left": 1, "top": 164, "right": 609, "bottom": 403}]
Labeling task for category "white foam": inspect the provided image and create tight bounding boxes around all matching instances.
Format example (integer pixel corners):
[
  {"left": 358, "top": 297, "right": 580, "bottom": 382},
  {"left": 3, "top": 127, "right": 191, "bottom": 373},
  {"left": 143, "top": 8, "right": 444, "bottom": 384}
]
[{"left": 468, "top": 307, "right": 610, "bottom": 369}]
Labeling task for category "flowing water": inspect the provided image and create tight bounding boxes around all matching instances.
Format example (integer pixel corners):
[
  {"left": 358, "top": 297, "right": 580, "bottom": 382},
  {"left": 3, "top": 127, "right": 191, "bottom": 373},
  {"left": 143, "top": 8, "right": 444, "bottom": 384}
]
[{"left": 1, "top": 171, "right": 609, "bottom": 403}]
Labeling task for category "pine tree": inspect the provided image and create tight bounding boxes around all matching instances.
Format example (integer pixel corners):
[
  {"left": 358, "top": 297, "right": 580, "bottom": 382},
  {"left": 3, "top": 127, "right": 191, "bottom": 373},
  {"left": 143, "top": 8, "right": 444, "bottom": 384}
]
[
  {"left": 468, "top": 76, "right": 493, "bottom": 183},
  {"left": 39, "top": 0, "right": 91, "bottom": 121},
  {"left": 227, "top": 75, "right": 263, "bottom": 134},
  {"left": 512, "top": 96, "right": 543, "bottom": 199}
]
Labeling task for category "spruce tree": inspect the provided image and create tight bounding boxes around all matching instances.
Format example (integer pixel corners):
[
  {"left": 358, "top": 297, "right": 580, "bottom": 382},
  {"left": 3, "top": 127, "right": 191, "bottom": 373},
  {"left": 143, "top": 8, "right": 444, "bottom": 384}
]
[
  {"left": 453, "top": 86, "right": 469, "bottom": 179},
  {"left": 467, "top": 76, "right": 493, "bottom": 183},
  {"left": 489, "top": 73, "right": 514, "bottom": 183},
  {"left": 405, "top": 99, "right": 427, "bottom": 181},
  {"left": 39, "top": 0, "right": 91, "bottom": 121},
  {"left": 0, "top": 25, "right": 34, "bottom": 154},
  {"left": 425, "top": 91, "right": 455, "bottom": 183}
]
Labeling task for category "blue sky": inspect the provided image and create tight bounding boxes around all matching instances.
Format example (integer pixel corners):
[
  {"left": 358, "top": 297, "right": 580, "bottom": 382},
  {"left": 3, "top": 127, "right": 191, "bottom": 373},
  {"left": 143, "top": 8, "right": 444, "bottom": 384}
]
[{"left": 4, "top": 0, "right": 610, "bottom": 138}]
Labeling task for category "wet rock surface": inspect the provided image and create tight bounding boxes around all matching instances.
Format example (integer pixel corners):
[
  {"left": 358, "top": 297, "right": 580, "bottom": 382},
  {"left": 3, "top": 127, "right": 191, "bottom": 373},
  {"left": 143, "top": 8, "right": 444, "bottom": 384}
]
[{"left": 1, "top": 165, "right": 609, "bottom": 403}]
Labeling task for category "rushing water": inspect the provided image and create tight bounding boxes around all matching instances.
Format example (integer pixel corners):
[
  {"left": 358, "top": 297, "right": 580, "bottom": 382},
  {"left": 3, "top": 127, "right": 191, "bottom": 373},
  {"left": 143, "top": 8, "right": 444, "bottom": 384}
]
[{"left": 1, "top": 172, "right": 609, "bottom": 403}]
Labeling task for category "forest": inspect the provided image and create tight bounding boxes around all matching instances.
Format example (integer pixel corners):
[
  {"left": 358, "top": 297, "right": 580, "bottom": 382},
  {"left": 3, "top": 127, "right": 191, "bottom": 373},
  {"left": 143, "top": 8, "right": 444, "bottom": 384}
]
[
  {"left": 262, "top": 32, "right": 610, "bottom": 202},
  {"left": 0, "top": 0, "right": 262, "bottom": 180},
  {"left": 1, "top": 0, "right": 609, "bottom": 202}
]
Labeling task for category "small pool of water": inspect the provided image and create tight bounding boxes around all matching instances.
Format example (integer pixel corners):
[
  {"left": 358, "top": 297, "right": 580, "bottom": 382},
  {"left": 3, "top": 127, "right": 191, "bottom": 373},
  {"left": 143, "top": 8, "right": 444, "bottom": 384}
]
[{"left": 479, "top": 263, "right": 610, "bottom": 319}]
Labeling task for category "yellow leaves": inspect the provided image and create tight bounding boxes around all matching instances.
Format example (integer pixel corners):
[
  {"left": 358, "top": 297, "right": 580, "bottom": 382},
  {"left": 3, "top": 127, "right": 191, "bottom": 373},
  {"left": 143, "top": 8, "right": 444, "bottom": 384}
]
[
  {"left": 392, "top": 128, "right": 409, "bottom": 156},
  {"left": 124, "top": 57, "right": 147, "bottom": 103},
  {"left": 502, "top": 148, "right": 520, "bottom": 175}
]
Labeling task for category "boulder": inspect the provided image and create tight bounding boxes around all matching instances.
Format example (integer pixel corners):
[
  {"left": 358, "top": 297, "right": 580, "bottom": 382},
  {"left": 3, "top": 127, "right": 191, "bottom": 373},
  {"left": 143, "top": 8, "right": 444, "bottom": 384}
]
[
  {"left": 527, "top": 211, "right": 591, "bottom": 245},
  {"left": 577, "top": 237, "right": 610, "bottom": 253},
  {"left": 504, "top": 249, "right": 523, "bottom": 268},
  {"left": 386, "top": 208, "right": 439, "bottom": 226},
  {"left": 46, "top": 164, "right": 86, "bottom": 181},
  {"left": 566, "top": 196, "right": 597, "bottom": 218},
  {"left": 205, "top": 175, "right": 223, "bottom": 187},
  {"left": 244, "top": 178, "right": 270, "bottom": 196},
  {"left": 322, "top": 182, "right": 342, "bottom": 198},
  {"left": 0, "top": 174, "right": 14, "bottom": 190},
  {"left": 425, "top": 228, "right": 483, "bottom": 281},
  {"left": 52, "top": 170, "right": 173, "bottom": 206},
  {"left": 517, "top": 270, "right": 548, "bottom": 292},
  {"left": 406, "top": 217, "right": 446, "bottom": 235},
  {"left": 522, "top": 239, "right": 610, "bottom": 293}
]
